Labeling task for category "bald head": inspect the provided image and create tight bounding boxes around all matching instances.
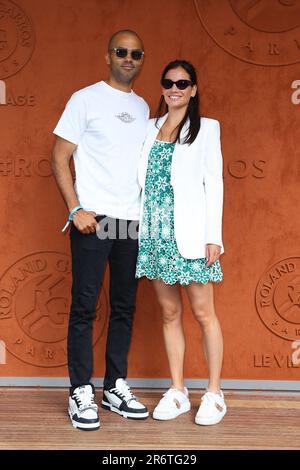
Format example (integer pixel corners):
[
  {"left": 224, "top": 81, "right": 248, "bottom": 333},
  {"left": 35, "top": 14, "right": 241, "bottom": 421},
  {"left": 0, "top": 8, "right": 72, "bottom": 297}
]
[{"left": 108, "top": 29, "right": 144, "bottom": 52}]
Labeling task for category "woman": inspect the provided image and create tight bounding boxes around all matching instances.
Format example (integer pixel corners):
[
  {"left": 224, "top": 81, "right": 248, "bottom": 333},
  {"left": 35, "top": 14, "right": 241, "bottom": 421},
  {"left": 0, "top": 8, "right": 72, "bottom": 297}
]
[{"left": 136, "top": 60, "right": 226, "bottom": 425}]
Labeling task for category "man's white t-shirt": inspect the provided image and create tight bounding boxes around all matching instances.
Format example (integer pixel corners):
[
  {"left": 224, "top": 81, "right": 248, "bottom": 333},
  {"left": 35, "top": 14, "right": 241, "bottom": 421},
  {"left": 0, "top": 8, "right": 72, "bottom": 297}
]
[{"left": 53, "top": 80, "right": 149, "bottom": 220}]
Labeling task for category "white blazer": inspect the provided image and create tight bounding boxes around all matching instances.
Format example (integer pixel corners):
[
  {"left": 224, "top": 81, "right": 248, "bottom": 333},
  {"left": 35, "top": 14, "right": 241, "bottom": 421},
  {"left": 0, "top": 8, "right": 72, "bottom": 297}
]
[{"left": 137, "top": 114, "right": 224, "bottom": 259}]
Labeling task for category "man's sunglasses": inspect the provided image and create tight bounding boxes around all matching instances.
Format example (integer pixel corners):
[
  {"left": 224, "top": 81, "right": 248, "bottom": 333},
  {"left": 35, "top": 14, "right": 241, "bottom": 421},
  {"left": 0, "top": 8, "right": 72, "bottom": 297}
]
[
  {"left": 161, "top": 78, "right": 192, "bottom": 90},
  {"left": 110, "top": 47, "right": 144, "bottom": 61}
]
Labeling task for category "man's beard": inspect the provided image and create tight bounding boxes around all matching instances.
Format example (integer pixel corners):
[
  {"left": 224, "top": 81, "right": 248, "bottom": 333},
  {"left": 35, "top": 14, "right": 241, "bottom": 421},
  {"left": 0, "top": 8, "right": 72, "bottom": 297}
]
[{"left": 112, "top": 64, "right": 137, "bottom": 84}]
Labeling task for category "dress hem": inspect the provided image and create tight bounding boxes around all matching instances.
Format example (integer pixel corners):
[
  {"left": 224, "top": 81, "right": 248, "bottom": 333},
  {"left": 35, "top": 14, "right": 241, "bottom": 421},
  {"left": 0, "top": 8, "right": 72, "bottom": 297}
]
[{"left": 135, "top": 273, "right": 223, "bottom": 286}]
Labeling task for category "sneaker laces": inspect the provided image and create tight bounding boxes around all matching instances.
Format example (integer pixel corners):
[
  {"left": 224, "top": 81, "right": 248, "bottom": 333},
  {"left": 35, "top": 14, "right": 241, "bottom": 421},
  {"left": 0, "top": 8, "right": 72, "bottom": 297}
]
[
  {"left": 110, "top": 379, "right": 138, "bottom": 404},
  {"left": 201, "top": 391, "right": 224, "bottom": 411},
  {"left": 160, "top": 387, "right": 186, "bottom": 405},
  {"left": 73, "top": 386, "right": 98, "bottom": 412}
]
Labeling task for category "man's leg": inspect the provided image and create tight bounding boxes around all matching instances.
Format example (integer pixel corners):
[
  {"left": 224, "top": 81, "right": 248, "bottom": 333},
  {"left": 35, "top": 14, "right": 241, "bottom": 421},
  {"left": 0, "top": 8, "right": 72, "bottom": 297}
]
[
  {"left": 101, "top": 219, "right": 149, "bottom": 419},
  {"left": 68, "top": 221, "right": 112, "bottom": 387},
  {"left": 104, "top": 219, "right": 138, "bottom": 389}
]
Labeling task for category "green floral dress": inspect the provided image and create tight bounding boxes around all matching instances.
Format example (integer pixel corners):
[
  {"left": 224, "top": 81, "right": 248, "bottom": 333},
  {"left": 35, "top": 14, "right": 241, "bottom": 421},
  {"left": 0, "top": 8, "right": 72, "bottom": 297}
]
[{"left": 135, "top": 140, "right": 223, "bottom": 285}]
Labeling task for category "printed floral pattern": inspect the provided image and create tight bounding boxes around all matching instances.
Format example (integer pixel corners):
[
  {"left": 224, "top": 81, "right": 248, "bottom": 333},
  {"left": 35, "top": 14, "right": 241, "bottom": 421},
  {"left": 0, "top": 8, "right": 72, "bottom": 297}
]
[{"left": 136, "top": 140, "right": 223, "bottom": 285}]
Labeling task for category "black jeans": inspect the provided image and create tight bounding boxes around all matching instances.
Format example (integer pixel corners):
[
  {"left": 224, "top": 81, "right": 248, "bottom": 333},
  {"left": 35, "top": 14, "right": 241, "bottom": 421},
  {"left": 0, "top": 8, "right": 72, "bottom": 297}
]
[{"left": 68, "top": 216, "right": 139, "bottom": 390}]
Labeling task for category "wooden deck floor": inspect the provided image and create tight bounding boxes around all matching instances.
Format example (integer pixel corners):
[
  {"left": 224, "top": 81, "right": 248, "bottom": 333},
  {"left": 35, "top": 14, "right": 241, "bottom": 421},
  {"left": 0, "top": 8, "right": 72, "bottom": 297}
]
[{"left": 0, "top": 388, "right": 299, "bottom": 450}]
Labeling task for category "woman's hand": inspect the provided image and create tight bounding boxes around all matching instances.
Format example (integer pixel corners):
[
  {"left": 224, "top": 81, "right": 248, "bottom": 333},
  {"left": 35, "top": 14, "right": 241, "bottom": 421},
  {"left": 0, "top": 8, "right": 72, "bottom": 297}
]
[{"left": 205, "top": 244, "right": 221, "bottom": 267}]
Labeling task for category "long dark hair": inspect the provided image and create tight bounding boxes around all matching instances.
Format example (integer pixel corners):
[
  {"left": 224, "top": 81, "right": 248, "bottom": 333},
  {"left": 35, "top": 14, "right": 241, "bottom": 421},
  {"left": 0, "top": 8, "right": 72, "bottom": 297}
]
[{"left": 155, "top": 60, "right": 201, "bottom": 145}]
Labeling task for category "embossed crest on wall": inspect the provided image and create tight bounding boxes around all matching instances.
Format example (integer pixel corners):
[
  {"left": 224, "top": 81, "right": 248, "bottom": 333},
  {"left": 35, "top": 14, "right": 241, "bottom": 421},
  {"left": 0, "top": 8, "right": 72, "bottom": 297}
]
[
  {"left": 194, "top": 0, "right": 300, "bottom": 66},
  {"left": 255, "top": 257, "right": 300, "bottom": 341},
  {"left": 0, "top": 0, "right": 35, "bottom": 79},
  {"left": 0, "top": 252, "right": 108, "bottom": 367}
]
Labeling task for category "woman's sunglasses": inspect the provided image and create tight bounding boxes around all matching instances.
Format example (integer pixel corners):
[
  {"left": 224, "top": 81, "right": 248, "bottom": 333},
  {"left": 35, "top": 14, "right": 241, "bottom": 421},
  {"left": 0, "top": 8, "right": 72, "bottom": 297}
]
[
  {"left": 110, "top": 47, "right": 144, "bottom": 61},
  {"left": 161, "top": 78, "right": 192, "bottom": 90}
]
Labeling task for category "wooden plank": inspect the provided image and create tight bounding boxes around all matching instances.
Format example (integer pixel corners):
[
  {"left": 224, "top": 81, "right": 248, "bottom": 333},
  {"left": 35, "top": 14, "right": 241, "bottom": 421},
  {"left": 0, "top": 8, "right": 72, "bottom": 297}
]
[{"left": 0, "top": 389, "right": 299, "bottom": 450}]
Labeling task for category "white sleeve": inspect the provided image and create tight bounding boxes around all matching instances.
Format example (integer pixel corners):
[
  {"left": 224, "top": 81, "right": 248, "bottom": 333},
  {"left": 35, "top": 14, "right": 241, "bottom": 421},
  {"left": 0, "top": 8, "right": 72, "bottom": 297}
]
[
  {"left": 203, "top": 120, "right": 224, "bottom": 249},
  {"left": 53, "top": 92, "right": 87, "bottom": 145}
]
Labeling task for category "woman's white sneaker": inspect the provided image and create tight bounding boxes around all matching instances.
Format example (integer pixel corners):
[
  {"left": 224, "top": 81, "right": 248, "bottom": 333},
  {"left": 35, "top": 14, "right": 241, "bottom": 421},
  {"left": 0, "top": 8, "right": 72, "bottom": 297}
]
[
  {"left": 195, "top": 390, "right": 227, "bottom": 425},
  {"left": 153, "top": 387, "right": 191, "bottom": 420}
]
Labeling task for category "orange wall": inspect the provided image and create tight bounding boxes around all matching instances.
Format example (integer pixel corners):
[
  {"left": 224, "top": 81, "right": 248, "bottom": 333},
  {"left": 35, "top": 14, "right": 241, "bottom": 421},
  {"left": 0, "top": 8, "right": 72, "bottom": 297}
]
[{"left": 0, "top": 0, "right": 300, "bottom": 382}]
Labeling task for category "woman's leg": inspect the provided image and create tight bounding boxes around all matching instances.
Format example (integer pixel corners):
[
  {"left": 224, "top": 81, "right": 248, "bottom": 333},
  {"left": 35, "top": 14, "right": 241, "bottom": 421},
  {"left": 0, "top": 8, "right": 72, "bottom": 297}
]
[
  {"left": 185, "top": 281, "right": 223, "bottom": 393},
  {"left": 152, "top": 280, "right": 185, "bottom": 391}
]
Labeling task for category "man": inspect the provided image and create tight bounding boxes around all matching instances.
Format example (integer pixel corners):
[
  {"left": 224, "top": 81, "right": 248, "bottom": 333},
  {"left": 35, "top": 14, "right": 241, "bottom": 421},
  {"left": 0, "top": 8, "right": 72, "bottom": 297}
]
[{"left": 52, "top": 30, "right": 149, "bottom": 430}]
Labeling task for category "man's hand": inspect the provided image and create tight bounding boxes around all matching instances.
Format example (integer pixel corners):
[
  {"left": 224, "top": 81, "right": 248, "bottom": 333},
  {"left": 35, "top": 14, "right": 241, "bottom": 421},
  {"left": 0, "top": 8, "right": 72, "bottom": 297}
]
[
  {"left": 72, "top": 209, "right": 97, "bottom": 234},
  {"left": 205, "top": 244, "right": 221, "bottom": 267}
]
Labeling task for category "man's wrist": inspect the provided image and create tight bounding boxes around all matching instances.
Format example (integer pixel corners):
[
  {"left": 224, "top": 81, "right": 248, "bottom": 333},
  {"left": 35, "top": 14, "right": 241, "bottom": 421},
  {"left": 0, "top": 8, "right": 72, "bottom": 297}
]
[
  {"left": 69, "top": 205, "right": 83, "bottom": 219},
  {"left": 61, "top": 205, "right": 83, "bottom": 232}
]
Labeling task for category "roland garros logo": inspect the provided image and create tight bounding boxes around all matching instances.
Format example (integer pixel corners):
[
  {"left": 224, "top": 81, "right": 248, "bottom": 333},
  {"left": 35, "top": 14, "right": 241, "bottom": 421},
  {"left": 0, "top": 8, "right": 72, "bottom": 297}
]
[
  {"left": 255, "top": 257, "right": 300, "bottom": 341},
  {"left": 0, "top": 252, "right": 107, "bottom": 367},
  {"left": 0, "top": 0, "right": 35, "bottom": 79},
  {"left": 194, "top": 0, "right": 300, "bottom": 66}
]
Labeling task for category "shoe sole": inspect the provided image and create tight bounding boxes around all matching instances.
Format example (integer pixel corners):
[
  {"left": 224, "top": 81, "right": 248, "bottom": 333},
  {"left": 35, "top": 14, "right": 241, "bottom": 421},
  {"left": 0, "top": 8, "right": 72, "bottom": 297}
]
[
  {"left": 101, "top": 400, "right": 149, "bottom": 419},
  {"left": 195, "top": 410, "right": 227, "bottom": 426},
  {"left": 152, "top": 402, "right": 191, "bottom": 421},
  {"left": 68, "top": 409, "right": 100, "bottom": 430}
]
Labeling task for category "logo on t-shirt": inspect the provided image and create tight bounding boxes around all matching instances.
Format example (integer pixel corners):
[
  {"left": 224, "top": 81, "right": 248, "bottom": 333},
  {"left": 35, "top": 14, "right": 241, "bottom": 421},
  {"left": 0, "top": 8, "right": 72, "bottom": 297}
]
[{"left": 115, "top": 112, "right": 136, "bottom": 123}]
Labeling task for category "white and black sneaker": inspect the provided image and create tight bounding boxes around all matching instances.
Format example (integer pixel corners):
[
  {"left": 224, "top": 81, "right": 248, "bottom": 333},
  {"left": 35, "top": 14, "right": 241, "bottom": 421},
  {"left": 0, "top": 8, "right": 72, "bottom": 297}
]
[
  {"left": 68, "top": 384, "right": 100, "bottom": 430},
  {"left": 102, "top": 378, "right": 149, "bottom": 419}
]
